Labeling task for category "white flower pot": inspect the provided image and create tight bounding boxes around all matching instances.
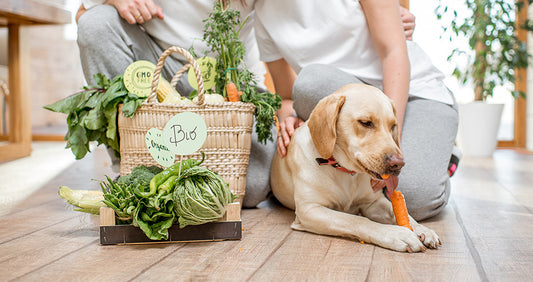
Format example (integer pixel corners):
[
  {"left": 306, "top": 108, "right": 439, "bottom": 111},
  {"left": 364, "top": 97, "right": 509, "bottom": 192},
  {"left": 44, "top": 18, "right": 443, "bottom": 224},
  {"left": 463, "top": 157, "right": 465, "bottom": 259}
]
[{"left": 457, "top": 102, "right": 504, "bottom": 157}]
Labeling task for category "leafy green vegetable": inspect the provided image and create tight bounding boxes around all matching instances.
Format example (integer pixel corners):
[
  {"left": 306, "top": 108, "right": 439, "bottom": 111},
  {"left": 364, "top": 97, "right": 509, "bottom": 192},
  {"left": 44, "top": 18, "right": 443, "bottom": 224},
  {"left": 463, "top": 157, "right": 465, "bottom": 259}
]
[
  {"left": 143, "top": 153, "right": 204, "bottom": 198},
  {"left": 240, "top": 87, "right": 281, "bottom": 143},
  {"left": 100, "top": 157, "right": 223, "bottom": 240},
  {"left": 58, "top": 186, "right": 106, "bottom": 215},
  {"left": 199, "top": 1, "right": 281, "bottom": 143},
  {"left": 117, "top": 165, "right": 164, "bottom": 192},
  {"left": 100, "top": 176, "right": 139, "bottom": 221},
  {"left": 44, "top": 73, "right": 146, "bottom": 160},
  {"left": 173, "top": 166, "right": 236, "bottom": 228}
]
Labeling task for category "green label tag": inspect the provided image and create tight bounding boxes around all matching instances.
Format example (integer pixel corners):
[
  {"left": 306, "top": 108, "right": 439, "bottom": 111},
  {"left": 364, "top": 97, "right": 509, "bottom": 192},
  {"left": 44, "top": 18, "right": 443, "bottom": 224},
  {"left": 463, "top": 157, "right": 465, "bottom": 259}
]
[
  {"left": 145, "top": 128, "right": 175, "bottom": 167},
  {"left": 188, "top": 56, "right": 217, "bottom": 91},
  {"left": 145, "top": 112, "right": 207, "bottom": 167},
  {"left": 123, "top": 60, "right": 156, "bottom": 97},
  {"left": 163, "top": 112, "right": 207, "bottom": 156}
]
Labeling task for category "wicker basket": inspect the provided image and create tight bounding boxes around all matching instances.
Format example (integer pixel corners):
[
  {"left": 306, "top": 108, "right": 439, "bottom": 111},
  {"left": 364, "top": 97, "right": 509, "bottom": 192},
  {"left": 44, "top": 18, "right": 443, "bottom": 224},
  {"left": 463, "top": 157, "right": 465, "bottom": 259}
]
[{"left": 118, "top": 46, "right": 255, "bottom": 203}]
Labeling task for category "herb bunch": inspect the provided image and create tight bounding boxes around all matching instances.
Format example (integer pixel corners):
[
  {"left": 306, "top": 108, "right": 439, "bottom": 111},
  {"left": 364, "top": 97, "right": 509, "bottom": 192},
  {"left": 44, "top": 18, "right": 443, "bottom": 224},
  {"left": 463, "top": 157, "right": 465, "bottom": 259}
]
[
  {"left": 44, "top": 73, "right": 146, "bottom": 159},
  {"left": 201, "top": 1, "right": 281, "bottom": 143}
]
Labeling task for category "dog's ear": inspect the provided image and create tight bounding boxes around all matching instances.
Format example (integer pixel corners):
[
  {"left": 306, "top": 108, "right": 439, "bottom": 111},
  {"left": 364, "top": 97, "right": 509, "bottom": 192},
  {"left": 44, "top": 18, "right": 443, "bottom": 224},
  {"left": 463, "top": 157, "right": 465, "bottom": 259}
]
[{"left": 308, "top": 95, "right": 346, "bottom": 158}]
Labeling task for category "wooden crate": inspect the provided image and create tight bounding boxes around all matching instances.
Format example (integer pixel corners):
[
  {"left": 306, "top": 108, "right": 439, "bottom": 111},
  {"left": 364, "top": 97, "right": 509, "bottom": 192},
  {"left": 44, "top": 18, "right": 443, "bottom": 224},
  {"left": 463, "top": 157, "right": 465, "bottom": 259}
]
[{"left": 99, "top": 202, "right": 242, "bottom": 245}]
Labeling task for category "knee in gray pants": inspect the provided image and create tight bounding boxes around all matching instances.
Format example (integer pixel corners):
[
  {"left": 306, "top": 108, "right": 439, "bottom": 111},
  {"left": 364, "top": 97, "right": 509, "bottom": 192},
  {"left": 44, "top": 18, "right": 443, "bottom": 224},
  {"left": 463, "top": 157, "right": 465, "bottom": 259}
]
[
  {"left": 400, "top": 173, "right": 451, "bottom": 221},
  {"left": 77, "top": 5, "right": 123, "bottom": 50},
  {"left": 293, "top": 64, "right": 363, "bottom": 120}
]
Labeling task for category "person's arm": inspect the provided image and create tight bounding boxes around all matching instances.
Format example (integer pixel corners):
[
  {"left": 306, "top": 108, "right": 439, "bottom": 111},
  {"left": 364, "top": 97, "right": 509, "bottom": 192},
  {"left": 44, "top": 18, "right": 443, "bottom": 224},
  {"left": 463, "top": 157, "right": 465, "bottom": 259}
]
[
  {"left": 360, "top": 0, "right": 410, "bottom": 141},
  {"left": 266, "top": 59, "right": 302, "bottom": 157}
]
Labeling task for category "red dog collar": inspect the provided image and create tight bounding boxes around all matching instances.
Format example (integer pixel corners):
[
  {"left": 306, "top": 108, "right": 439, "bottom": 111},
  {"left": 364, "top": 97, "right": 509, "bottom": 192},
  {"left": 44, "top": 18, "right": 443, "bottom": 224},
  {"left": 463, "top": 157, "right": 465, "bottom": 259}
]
[{"left": 315, "top": 157, "right": 356, "bottom": 175}]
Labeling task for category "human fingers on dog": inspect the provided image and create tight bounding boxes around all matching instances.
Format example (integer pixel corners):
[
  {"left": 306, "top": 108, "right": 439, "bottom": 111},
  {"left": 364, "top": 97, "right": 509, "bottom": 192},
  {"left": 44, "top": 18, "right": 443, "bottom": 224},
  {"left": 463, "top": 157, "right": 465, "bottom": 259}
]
[
  {"left": 277, "top": 116, "right": 303, "bottom": 157},
  {"left": 277, "top": 122, "right": 288, "bottom": 157}
]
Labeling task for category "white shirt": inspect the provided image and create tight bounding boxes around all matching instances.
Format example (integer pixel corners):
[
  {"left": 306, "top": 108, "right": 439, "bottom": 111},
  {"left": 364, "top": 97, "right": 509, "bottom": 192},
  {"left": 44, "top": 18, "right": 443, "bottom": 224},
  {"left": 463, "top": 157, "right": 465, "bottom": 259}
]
[
  {"left": 253, "top": 0, "right": 453, "bottom": 105},
  {"left": 82, "top": 0, "right": 266, "bottom": 87}
]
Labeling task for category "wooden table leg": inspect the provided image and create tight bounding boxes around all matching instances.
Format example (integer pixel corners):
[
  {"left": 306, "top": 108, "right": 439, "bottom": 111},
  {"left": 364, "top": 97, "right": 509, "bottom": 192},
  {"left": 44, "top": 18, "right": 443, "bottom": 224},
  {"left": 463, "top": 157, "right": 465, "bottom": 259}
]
[{"left": 0, "top": 24, "right": 32, "bottom": 162}]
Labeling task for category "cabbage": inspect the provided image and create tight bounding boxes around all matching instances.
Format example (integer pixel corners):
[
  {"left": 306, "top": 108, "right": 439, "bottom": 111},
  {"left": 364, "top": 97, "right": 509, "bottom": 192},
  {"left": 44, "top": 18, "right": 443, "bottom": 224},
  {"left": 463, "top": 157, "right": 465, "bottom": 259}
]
[{"left": 173, "top": 166, "right": 237, "bottom": 228}]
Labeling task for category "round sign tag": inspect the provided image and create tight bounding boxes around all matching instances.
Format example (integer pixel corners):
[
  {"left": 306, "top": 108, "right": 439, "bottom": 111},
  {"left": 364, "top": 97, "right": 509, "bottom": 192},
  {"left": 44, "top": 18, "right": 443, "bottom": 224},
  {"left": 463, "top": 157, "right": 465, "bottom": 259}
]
[
  {"left": 145, "top": 128, "right": 175, "bottom": 168},
  {"left": 162, "top": 112, "right": 207, "bottom": 156},
  {"left": 123, "top": 60, "right": 156, "bottom": 97},
  {"left": 188, "top": 56, "right": 217, "bottom": 91}
]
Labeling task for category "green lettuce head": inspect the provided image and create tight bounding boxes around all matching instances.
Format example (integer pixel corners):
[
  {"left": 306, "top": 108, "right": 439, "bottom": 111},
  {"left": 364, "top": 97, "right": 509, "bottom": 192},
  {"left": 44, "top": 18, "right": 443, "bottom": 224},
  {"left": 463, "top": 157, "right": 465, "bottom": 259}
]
[{"left": 173, "top": 166, "right": 237, "bottom": 228}]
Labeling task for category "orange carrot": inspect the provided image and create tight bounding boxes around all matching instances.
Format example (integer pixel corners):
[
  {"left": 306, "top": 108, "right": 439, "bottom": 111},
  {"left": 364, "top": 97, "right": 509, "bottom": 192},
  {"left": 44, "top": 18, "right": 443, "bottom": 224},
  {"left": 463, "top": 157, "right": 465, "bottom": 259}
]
[
  {"left": 273, "top": 114, "right": 280, "bottom": 133},
  {"left": 226, "top": 82, "right": 240, "bottom": 102},
  {"left": 390, "top": 190, "right": 413, "bottom": 230},
  {"left": 381, "top": 174, "right": 389, "bottom": 180}
]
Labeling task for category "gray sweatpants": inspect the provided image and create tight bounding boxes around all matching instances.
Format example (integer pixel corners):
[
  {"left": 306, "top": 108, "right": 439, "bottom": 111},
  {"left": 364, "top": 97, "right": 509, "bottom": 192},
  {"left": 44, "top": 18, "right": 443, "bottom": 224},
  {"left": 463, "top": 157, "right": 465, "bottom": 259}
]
[
  {"left": 77, "top": 5, "right": 276, "bottom": 208},
  {"left": 293, "top": 64, "right": 458, "bottom": 221}
]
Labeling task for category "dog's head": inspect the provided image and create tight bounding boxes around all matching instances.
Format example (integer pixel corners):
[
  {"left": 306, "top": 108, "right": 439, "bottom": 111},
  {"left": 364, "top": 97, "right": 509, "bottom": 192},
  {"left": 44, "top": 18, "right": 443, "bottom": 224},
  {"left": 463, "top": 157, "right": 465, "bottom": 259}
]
[{"left": 308, "top": 83, "right": 404, "bottom": 180}]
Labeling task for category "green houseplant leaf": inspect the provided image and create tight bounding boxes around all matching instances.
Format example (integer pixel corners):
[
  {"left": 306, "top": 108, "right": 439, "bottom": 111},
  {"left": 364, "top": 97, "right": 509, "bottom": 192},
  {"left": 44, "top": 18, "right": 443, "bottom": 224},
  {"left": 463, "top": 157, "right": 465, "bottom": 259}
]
[{"left": 435, "top": 0, "right": 532, "bottom": 101}]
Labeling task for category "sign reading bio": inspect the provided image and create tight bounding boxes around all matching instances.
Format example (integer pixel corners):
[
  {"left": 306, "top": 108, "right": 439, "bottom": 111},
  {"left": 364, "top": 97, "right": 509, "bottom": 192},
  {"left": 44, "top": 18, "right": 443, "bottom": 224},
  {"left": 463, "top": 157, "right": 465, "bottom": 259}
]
[{"left": 145, "top": 112, "right": 207, "bottom": 167}]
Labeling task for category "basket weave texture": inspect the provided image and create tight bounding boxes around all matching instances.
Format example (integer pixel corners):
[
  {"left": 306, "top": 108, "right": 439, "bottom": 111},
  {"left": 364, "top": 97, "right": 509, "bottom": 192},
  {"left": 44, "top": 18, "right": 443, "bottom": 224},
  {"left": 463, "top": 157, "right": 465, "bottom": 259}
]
[{"left": 118, "top": 46, "right": 255, "bottom": 201}]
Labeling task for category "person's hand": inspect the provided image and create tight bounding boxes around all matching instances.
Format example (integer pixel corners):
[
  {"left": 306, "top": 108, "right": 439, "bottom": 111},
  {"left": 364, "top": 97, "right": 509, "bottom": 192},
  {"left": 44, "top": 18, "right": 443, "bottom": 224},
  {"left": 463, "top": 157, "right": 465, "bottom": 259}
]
[
  {"left": 399, "top": 6, "right": 415, "bottom": 40},
  {"left": 76, "top": 4, "right": 87, "bottom": 23},
  {"left": 277, "top": 116, "right": 304, "bottom": 158},
  {"left": 106, "top": 0, "right": 164, "bottom": 24}
]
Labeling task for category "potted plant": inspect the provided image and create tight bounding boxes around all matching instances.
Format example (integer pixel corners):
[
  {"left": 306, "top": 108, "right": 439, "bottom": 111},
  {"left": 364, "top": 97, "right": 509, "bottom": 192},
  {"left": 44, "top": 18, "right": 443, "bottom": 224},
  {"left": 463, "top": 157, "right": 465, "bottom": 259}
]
[{"left": 435, "top": 0, "right": 530, "bottom": 156}]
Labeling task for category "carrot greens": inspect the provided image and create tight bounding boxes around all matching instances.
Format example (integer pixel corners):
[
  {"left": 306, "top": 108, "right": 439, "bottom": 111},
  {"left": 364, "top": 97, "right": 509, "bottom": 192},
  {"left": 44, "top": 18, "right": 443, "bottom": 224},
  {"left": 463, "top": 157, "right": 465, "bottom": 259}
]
[{"left": 199, "top": 1, "right": 281, "bottom": 143}]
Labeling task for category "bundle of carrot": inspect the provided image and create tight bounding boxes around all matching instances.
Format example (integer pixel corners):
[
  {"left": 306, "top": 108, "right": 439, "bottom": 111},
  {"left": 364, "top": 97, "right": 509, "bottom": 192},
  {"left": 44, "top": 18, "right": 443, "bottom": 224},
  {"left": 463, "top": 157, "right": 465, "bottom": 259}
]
[
  {"left": 382, "top": 174, "right": 412, "bottom": 230},
  {"left": 197, "top": 1, "right": 281, "bottom": 143}
]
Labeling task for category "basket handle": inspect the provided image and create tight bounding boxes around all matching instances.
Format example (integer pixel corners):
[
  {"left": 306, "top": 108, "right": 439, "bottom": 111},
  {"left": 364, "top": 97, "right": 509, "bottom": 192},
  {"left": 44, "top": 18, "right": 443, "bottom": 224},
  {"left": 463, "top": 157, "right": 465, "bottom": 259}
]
[
  {"left": 147, "top": 46, "right": 205, "bottom": 105},
  {"left": 170, "top": 63, "right": 191, "bottom": 88}
]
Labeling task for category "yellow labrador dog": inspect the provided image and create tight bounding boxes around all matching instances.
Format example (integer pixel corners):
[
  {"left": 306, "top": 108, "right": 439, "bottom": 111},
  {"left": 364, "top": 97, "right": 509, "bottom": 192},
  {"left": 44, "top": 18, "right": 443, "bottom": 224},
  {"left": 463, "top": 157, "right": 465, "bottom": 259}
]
[{"left": 271, "top": 83, "right": 440, "bottom": 252}]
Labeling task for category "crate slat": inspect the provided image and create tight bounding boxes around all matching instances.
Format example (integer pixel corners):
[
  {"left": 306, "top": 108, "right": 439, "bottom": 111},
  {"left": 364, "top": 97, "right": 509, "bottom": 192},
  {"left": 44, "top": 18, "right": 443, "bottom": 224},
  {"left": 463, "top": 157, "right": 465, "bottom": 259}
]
[{"left": 99, "top": 203, "right": 242, "bottom": 245}]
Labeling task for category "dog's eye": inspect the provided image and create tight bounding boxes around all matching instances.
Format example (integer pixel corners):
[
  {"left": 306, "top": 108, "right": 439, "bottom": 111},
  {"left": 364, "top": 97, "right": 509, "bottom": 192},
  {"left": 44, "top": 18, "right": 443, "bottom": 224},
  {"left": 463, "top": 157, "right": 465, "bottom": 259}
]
[{"left": 359, "top": 120, "right": 374, "bottom": 128}]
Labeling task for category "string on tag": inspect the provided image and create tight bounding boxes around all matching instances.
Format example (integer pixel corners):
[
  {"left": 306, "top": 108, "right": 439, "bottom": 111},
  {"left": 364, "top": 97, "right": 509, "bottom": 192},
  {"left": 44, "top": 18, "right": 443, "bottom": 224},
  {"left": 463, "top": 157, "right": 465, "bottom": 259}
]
[{"left": 178, "top": 155, "right": 183, "bottom": 178}]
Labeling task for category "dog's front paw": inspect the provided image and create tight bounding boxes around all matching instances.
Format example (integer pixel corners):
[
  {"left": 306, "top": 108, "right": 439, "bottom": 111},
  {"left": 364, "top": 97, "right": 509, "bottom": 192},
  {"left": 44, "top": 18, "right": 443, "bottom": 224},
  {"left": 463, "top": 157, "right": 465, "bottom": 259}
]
[
  {"left": 373, "top": 225, "right": 428, "bottom": 253},
  {"left": 412, "top": 224, "right": 441, "bottom": 249}
]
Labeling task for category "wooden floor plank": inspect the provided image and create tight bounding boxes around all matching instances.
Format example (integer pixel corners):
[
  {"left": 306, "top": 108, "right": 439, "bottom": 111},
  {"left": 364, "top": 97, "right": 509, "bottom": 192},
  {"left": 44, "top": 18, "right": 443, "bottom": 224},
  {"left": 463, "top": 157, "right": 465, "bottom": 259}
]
[
  {"left": 450, "top": 151, "right": 533, "bottom": 281},
  {"left": 14, "top": 242, "right": 182, "bottom": 281},
  {"left": 367, "top": 201, "right": 481, "bottom": 281},
  {"left": 0, "top": 215, "right": 99, "bottom": 280},
  {"left": 0, "top": 201, "right": 80, "bottom": 244},
  {"left": 249, "top": 230, "right": 374, "bottom": 281},
  {"left": 131, "top": 200, "right": 296, "bottom": 281}
]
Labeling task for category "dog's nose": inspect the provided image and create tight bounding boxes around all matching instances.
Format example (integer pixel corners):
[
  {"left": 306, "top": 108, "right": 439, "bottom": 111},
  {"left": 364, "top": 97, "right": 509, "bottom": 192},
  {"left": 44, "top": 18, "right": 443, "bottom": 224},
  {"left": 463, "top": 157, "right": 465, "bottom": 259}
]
[{"left": 387, "top": 155, "right": 405, "bottom": 172}]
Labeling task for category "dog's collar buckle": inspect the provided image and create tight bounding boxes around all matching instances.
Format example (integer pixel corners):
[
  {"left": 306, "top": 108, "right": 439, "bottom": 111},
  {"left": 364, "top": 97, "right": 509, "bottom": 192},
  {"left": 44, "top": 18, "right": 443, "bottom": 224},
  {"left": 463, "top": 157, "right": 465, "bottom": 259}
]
[{"left": 315, "top": 157, "right": 356, "bottom": 176}]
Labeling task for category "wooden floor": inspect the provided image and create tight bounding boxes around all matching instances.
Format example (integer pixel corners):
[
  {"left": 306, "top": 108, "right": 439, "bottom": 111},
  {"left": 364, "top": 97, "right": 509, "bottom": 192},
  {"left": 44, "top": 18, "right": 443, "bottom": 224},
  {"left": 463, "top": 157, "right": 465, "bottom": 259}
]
[{"left": 0, "top": 146, "right": 532, "bottom": 281}]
